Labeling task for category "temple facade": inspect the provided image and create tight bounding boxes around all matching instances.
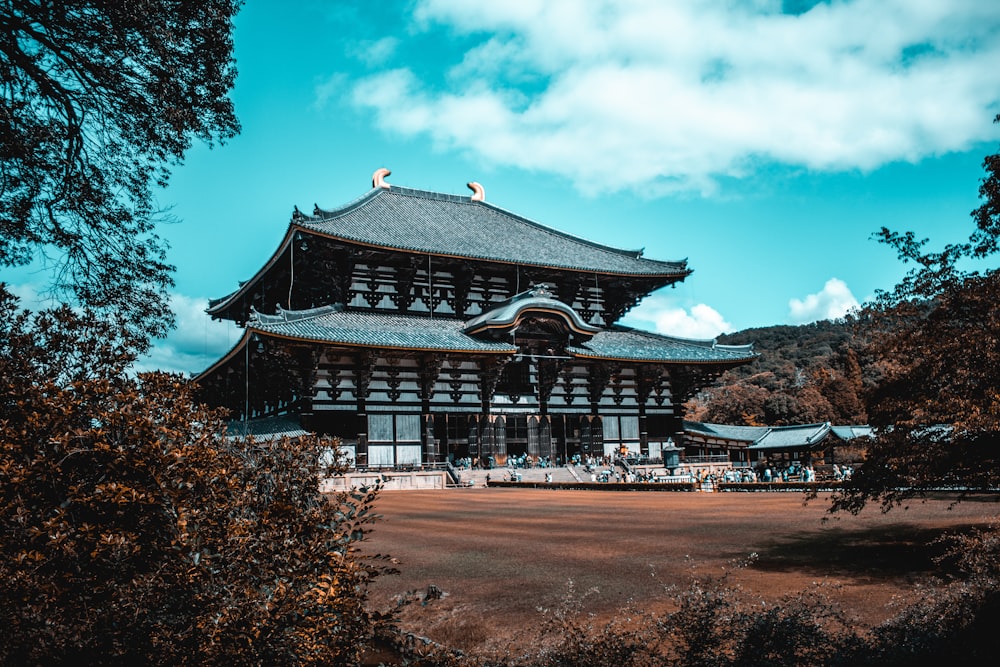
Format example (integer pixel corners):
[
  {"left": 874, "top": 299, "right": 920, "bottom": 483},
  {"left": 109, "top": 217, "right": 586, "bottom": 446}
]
[{"left": 197, "top": 169, "right": 756, "bottom": 467}]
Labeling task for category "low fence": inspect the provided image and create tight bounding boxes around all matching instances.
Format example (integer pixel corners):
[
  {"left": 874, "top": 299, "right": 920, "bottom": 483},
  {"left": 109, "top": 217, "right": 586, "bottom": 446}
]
[
  {"left": 716, "top": 481, "right": 844, "bottom": 492},
  {"left": 485, "top": 480, "right": 848, "bottom": 493},
  {"left": 682, "top": 454, "right": 732, "bottom": 464},
  {"left": 322, "top": 469, "right": 450, "bottom": 492},
  {"left": 487, "top": 480, "right": 699, "bottom": 492}
]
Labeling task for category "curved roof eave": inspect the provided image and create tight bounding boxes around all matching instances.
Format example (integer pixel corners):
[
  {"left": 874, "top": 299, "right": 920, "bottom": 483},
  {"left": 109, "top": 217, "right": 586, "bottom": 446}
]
[
  {"left": 567, "top": 351, "right": 757, "bottom": 365},
  {"left": 463, "top": 297, "right": 601, "bottom": 337},
  {"left": 246, "top": 328, "right": 518, "bottom": 355},
  {"left": 296, "top": 225, "right": 691, "bottom": 279}
]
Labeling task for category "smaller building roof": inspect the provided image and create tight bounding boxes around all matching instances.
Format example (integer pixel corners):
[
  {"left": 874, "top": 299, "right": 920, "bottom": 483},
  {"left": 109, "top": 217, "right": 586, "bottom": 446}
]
[
  {"left": 684, "top": 421, "right": 872, "bottom": 452},
  {"left": 684, "top": 421, "right": 769, "bottom": 444},
  {"left": 750, "top": 423, "right": 834, "bottom": 451},
  {"left": 831, "top": 425, "right": 874, "bottom": 440},
  {"left": 226, "top": 415, "right": 310, "bottom": 441}
]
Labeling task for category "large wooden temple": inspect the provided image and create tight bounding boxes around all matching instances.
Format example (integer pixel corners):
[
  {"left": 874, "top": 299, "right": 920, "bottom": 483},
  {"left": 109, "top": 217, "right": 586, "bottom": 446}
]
[{"left": 197, "top": 169, "right": 756, "bottom": 468}]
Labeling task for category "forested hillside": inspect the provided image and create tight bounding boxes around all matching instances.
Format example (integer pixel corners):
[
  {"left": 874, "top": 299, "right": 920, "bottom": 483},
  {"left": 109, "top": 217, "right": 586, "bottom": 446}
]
[{"left": 685, "top": 320, "right": 867, "bottom": 426}]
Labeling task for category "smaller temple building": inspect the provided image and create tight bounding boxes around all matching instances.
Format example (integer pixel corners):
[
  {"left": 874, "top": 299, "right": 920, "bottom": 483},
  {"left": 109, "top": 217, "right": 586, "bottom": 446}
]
[
  {"left": 683, "top": 421, "right": 873, "bottom": 466},
  {"left": 197, "top": 170, "right": 757, "bottom": 468}
]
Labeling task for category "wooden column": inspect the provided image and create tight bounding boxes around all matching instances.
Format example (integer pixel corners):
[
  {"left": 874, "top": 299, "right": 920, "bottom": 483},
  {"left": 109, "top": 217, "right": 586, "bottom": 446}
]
[
  {"left": 636, "top": 366, "right": 660, "bottom": 457},
  {"left": 354, "top": 350, "right": 376, "bottom": 466},
  {"left": 478, "top": 355, "right": 510, "bottom": 463},
  {"left": 418, "top": 353, "right": 444, "bottom": 464},
  {"left": 291, "top": 346, "right": 320, "bottom": 432}
]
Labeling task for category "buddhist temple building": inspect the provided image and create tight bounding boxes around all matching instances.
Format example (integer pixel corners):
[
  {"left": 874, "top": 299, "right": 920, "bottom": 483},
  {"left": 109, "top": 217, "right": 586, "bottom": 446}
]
[
  {"left": 196, "top": 169, "right": 757, "bottom": 468},
  {"left": 683, "top": 421, "right": 873, "bottom": 466}
]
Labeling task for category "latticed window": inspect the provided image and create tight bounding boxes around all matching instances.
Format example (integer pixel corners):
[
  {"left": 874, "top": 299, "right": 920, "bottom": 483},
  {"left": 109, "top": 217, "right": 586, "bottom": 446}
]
[
  {"left": 368, "top": 414, "right": 421, "bottom": 443},
  {"left": 396, "top": 414, "right": 421, "bottom": 442},
  {"left": 493, "top": 415, "right": 507, "bottom": 458},
  {"left": 368, "top": 445, "right": 394, "bottom": 466},
  {"left": 600, "top": 416, "right": 641, "bottom": 443},
  {"left": 396, "top": 445, "right": 421, "bottom": 465},
  {"left": 620, "top": 416, "right": 640, "bottom": 440},
  {"left": 527, "top": 416, "right": 540, "bottom": 457},
  {"left": 604, "top": 416, "right": 620, "bottom": 441},
  {"left": 368, "top": 414, "right": 394, "bottom": 442}
]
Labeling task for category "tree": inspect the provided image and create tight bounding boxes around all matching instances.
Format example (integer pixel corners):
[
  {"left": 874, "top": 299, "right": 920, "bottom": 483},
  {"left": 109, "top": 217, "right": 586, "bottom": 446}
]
[
  {"left": 0, "top": 0, "right": 241, "bottom": 346},
  {"left": 696, "top": 383, "right": 769, "bottom": 426},
  {"left": 687, "top": 321, "right": 866, "bottom": 426},
  {"left": 832, "top": 114, "right": 1000, "bottom": 513},
  {"left": 0, "top": 284, "right": 394, "bottom": 665}
]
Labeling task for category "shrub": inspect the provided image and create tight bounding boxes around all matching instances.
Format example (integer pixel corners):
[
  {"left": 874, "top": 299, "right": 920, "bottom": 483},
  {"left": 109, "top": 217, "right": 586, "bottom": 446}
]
[{"left": 0, "top": 285, "right": 394, "bottom": 665}]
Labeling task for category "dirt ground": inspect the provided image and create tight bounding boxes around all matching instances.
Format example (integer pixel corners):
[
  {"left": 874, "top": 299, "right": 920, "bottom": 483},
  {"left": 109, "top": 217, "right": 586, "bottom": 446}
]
[{"left": 360, "top": 488, "right": 1000, "bottom": 654}]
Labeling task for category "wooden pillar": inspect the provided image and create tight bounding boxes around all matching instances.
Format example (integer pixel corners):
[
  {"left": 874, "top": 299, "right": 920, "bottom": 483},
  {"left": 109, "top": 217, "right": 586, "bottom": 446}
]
[
  {"left": 636, "top": 366, "right": 660, "bottom": 458},
  {"left": 291, "top": 346, "right": 321, "bottom": 432},
  {"left": 479, "top": 355, "right": 510, "bottom": 465},
  {"left": 418, "top": 353, "right": 443, "bottom": 464},
  {"left": 354, "top": 350, "right": 376, "bottom": 466}
]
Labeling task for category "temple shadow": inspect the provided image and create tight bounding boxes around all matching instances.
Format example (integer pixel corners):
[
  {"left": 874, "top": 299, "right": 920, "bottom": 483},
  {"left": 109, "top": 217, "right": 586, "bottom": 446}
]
[{"left": 751, "top": 522, "right": 992, "bottom": 581}]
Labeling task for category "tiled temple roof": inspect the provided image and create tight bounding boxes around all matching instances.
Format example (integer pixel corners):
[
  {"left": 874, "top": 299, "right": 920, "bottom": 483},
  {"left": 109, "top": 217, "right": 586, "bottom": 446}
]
[
  {"left": 684, "top": 421, "right": 872, "bottom": 451},
  {"left": 750, "top": 423, "right": 835, "bottom": 451},
  {"left": 297, "top": 185, "right": 689, "bottom": 277},
  {"left": 249, "top": 304, "right": 517, "bottom": 353},
  {"left": 684, "top": 421, "right": 770, "bottom": 444},
  {"left": 462, "top": 285, "right": 601, "bottom": 338},
  {"left": 570, "top": 327, "right": 755, "bottom": 364},
  {"left": 235, "top": 304, "right": 754, "bottom": 364},
  {"left": 226, "top": 415, "right": 310, "bottom": 441},
  {"left": 831, "top": 425, "right": 874, "bottom": 440}
]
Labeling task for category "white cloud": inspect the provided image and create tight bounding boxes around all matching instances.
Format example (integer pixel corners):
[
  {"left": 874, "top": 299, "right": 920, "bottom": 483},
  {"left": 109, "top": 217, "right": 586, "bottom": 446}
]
[
  {"left": 312, "top": 72, "right": 348, "bottom": 111},
  {"left": 354, "top": 36, "right": 400, "bottom": 66},
  {"left": 136, "top": 294, "right": 241, "bottom": 376},
  {"left": 3, "top": 284, "right": 239, "bottom": 377},
  {"left": 350, "top": 0, "right": 1000, "bottom": 195},
  {"left": 5, "top": 282, "right": 46, "bottom": 309},
  {"left": 623, "top": 295, "right": 733, "bottom": 339},
  {"left": 787, "top": 277, "right": 860, "bottom": 324}
]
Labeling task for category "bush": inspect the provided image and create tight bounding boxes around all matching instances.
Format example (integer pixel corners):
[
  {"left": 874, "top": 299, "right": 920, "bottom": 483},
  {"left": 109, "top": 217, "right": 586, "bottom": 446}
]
[
  {"left": 381, "top": 540, "right": 1000, "bottom": 666},
  {"left": 0, "top": 285, "right": 394, "bottom": 665}
]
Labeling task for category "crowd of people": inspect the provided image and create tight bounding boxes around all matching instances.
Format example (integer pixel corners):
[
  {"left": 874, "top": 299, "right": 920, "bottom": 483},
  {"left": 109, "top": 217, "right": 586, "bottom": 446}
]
[{"left": 455, "top": 452, "right": 855, "bottom": 486}]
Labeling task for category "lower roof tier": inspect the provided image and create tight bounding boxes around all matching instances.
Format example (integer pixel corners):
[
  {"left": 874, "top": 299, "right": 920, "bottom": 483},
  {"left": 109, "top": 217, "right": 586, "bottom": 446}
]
[{"left": 199, "top": 303, "right": 756, "bottom": 378}]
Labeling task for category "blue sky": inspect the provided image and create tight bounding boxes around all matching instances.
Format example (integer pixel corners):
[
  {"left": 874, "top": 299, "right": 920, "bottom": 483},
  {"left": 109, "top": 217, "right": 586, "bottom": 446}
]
[{"left": 9, "top": 0, "right": 1000, "bottom": 375}]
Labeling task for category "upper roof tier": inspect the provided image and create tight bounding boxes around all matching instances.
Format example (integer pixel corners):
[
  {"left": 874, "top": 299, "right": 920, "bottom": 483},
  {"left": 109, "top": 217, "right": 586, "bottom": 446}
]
[{"left": 294, "top": 181, "right": 689, "bottom": 277}]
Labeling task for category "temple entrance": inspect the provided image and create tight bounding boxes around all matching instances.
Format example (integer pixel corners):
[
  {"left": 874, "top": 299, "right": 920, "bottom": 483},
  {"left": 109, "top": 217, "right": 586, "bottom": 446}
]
[{"left": 486, "top": 414, "right": 554, "bottom": 463}]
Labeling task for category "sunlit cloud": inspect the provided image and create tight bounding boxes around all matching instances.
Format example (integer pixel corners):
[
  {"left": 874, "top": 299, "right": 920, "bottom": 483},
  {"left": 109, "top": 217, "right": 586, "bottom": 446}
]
[
  {"left": 787, "top": 277, "right": 860, "bottom": 324},
  {"left": 623, "top": 294, "right": 733, "bottom": 339},
  {"left": 348, "top": 0, "right": 1000, "bottom": 195},
  {"left": 312, "top": 72, "right": 348, "bottom": 111},
  {"left": 5, "top": 282, "right": 47, "bottom": 310},
  {"left": 350, "top": 36, "right": 400, "bottom": 67},
  {"left": 136, "top": 294, "right": 241, "bottom": 376},
  {"left": 2, "top": 284, "right": 238, "bottom": 376}
]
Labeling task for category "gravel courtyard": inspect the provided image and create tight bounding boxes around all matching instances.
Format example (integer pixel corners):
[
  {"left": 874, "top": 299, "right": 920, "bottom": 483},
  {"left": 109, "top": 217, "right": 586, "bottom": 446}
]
[{"left": 361, "top": 488, "right": 1000, "bottom": 654}]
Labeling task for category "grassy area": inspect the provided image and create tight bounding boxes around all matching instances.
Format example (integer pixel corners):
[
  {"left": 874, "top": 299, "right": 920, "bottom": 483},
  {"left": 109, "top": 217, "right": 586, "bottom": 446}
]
[{"left": 362, "top": 489, "right": 1000, "bottom": 655}]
